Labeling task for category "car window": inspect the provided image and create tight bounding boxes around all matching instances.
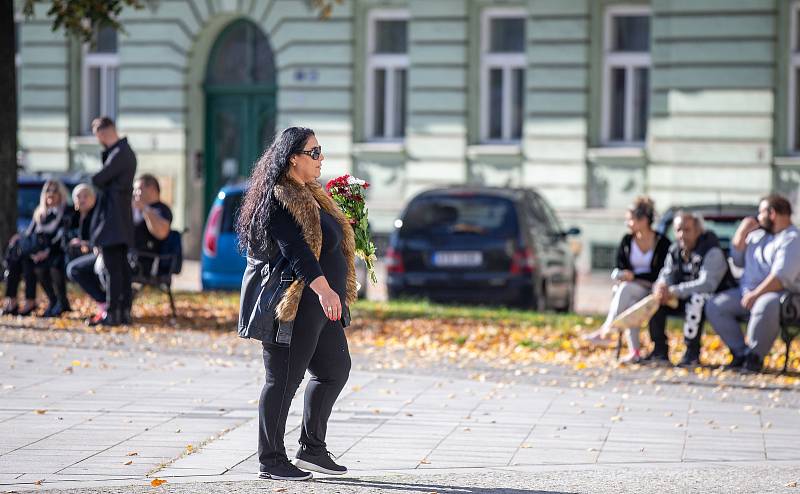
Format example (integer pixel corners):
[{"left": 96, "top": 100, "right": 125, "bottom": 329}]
[
  {"left": 400, "top": 195, "right": 518, "bottom": 238},
  {"left": 17, "top": 185, "right": 42, "bottom": 219},
  {"left": 222, "top": 192, "right": 242, "bottom": 233},
  {"left": 663, "top": 217, "right": 742, "bottom": 252},
  {"left": 528, "top": 194, "right": 559, "bottom": 235}
]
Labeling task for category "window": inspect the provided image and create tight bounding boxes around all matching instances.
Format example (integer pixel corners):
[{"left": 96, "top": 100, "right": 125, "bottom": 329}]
[
  {"left": 790, "top": 2, "right": 800, "bottom": 151},
  {"left": 602, "top": 6, "right": 651, "bottom": 145},
  {"left": 15, "top": 19, "right": 21, "bottom": 111},
  {"left": 82, "top": 26, "right": 119, "bottom": 134},
  {"left": 481, "top": 8, "right": 526, "bottom": 142},
  {"left": 366, "top": 10, "right": 408, "bottom": 140}
]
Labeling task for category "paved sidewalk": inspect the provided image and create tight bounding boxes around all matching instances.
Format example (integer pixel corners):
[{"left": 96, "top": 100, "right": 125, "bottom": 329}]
[{"left": 2, "top": 338, "right": 800, "bottom": 493}]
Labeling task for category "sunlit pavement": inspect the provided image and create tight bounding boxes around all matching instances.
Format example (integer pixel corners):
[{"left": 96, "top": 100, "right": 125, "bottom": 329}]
[{"left": 1, "top": 334, "right": 799, "bottom": 493}]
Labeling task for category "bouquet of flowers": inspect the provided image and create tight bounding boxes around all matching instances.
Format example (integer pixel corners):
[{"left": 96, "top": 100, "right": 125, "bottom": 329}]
[{"left": 325, "top": 174, "right": 378, "bottom": 284}]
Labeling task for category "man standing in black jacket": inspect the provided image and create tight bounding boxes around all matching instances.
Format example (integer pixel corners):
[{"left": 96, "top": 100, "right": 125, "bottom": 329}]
[{"left": 90, "top": 117, "right": 136, "bottom": 326}]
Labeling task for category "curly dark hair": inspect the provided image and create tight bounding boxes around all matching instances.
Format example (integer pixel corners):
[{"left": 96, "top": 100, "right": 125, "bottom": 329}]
[{"left": 236, "top": 126, "right": 315, "bottom": 255}]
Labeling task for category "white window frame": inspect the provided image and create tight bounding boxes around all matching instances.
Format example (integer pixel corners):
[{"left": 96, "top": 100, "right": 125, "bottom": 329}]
[
  {"left": 480, "top": 7, "right": 527, "bottom": 144},
  {"left": 14, "top": 15, "right": 22, "bottom": 69},
  {"left": 81, "top": 33, "right": 119, "bottom": 135},
  {"left": 365, "top": 9, "right": 409, "bottom": 141},
  {"left": 789, "top": 1, "right": 800, "bottom": 152},
  {"left": 601, "top": 5, "right": 651, "bottom": 146}
]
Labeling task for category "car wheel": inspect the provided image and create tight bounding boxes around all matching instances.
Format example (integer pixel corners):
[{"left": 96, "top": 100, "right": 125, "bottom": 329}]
[{"left": 556, "top": 280, "right": 575, "bottom": 313}]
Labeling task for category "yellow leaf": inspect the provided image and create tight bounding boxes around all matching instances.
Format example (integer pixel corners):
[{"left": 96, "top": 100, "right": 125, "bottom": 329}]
[
  {"left": 151, "top": 478, "right": 167, "bottom": 487},
  {"left": 35, "top": 409, "right": 47, "bottom": 415},
  {"left": 574, "top": 362, "right": 587, "bottom": 370},
  {"left": 71, "top": 360, "right": 82, "bottom": 367}
]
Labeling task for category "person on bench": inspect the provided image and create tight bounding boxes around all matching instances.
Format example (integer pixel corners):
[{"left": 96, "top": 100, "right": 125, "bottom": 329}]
[
  {"left": 706, "top": 194, "right": 800, "bottom": 373},
  {"left": 646, "top": 211, "right": 736, "bottom": 367},
  {"left": 132, "top": 174, "right": 173, "bottom": 279}
]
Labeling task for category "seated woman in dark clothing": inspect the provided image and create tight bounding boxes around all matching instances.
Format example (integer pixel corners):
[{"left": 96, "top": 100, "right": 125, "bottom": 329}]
[
  {"left": 65, "top": 184, "right": 106, "bottom": 323},
  {"left": 583, "top": 196, "right": 671, "bottom": 363},
  {"left": 2, "top": 179, "right": 72, "bottom": 317}
]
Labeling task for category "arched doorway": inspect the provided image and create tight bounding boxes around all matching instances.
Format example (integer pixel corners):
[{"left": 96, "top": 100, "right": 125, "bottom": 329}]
[{"left": 204, "top": 19, "right": 276, "bottom": 211}]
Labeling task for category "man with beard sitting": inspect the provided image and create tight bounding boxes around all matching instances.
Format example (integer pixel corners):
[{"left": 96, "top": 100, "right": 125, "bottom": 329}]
[{"left": 705, "top": 194, "right": 800, "bottom": 373}]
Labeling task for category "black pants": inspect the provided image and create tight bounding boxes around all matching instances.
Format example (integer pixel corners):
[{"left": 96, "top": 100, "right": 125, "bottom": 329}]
[
  {"left": 649, "top": 292, "right": 710, "bottom": 356},
  {"left": 67, "top": 254, "right": 105, "bottom": 303},
  {"left": 34, "top": 261, "right": 69, "bottom": 309},
  {"left": 101, "top": 245, "right": 132, "bottom": 312},
  {"left": 258, "top": 288, "right": 351, "bottom": 468},
  {"left": 4, "top": 257, "right": 36, "bottom": 300}
]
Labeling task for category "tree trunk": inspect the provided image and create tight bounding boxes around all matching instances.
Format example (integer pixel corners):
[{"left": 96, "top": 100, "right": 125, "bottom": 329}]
[{"left": 0, "top": 2, "right": 18, "bottom": 250}]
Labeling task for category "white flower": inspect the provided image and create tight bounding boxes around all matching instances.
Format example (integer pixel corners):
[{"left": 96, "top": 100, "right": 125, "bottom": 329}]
[{"left": 347, "top": 176, "right": 366, "bottom": 186}]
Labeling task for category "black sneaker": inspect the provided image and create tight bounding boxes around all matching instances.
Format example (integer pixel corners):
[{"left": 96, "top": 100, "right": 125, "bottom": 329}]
[
  {"left": 676, "top": 351, "right": 701, "bottom": 368},
  {"left": 721, "top": 354, "right": 745, "bottom": 371},
  {"left": 259, "top": 459, "right": 312, "bottom": 481},
  {"left": 295, "top": 447, "right": 347, "bottom": 475},
  {"left": 740, "top": 352, "right": 763, "bottom": 374},
  {"left": 641, "top": 350, "right": 671, "bottom": 366}
]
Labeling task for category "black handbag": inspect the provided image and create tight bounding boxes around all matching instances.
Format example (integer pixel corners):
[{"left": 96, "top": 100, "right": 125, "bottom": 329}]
[{"left": 238, "top": 255, "right": 295, "bottom": 346}]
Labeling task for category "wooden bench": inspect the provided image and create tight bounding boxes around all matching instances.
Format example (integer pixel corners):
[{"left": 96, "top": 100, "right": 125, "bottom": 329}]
[{"left": 131, "top": 230, "right": 183, "bottom": 319}]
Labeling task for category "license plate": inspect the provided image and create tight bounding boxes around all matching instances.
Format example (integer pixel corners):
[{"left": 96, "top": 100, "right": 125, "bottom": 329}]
[{"left": 432, "top": 251, "right": 483, "bottom": 267}]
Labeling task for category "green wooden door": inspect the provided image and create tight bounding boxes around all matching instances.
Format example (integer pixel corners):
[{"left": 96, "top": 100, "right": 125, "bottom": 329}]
[{"left": 204, "top": 19, "right": 276, "bottom": 211}]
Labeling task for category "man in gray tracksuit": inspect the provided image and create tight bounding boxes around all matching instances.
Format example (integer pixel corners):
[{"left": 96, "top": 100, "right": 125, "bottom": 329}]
[
  {"left": 705, "top": 194, "right": 800, "bottom": 373},
  {"left": 645, "top": 211, "right": 735, "bottom": 367}
]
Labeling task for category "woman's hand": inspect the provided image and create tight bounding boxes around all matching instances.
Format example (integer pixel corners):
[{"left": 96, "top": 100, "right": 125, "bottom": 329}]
[
  {"left": 309, "top": 276, "right": 342, "bottom": 321},
  {"left": 9, "top": 234, "right": 19, "bottom": 246},
  {"left": 620, "top": 270, "right": 634, "bottom": 282},
  {"left": 30, "top": 249, "right": 50, "bottom": 263}
]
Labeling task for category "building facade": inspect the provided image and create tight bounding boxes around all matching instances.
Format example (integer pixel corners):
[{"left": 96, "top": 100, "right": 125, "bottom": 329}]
[{"left": 13, "top": 0, "right": 800, "bottom": 270}]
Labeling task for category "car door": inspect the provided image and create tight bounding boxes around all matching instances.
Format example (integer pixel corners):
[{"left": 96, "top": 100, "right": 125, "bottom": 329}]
[{"left": 529, "top": 193, "right": 571, "bottom": 301}]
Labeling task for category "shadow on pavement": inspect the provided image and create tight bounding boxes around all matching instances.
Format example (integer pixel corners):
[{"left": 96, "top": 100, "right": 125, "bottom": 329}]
[{"left": 317, "top": 477, "right": 576, "bottom": 494}]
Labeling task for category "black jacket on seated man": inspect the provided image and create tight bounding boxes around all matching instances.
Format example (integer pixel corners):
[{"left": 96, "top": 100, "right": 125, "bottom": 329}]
[
  {"left": 650, "top": 230, "right": 736, "bottom": 362},
  {"left": 133, "top": 202, "right": 173, "bottom": 276}
]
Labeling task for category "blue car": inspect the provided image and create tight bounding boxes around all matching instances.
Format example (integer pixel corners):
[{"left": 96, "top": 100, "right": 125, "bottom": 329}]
[
  {"left": 201, "top": 184, "right": 248, "bottom": 290},
  {"left": 201, "top": 183, "right": 367, "bottom": 295}
]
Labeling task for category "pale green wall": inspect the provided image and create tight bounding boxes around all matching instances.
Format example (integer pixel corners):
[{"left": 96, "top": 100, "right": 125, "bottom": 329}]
[{"left": 14, "top": 0, "right": 799, "bottom": 267}]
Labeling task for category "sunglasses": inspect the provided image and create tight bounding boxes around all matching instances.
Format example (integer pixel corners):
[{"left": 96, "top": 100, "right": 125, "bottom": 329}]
[{"left": 299, "top": 146, "right": 322, "bottom": 161}]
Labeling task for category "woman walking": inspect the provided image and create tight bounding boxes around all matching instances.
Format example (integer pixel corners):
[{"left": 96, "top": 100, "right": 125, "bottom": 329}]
[
  {"left": 237, "top": 127, "right": 358, "bottom": 481},
  {"left": 584, "top": 196, "right": 670, "bottom": 363}
]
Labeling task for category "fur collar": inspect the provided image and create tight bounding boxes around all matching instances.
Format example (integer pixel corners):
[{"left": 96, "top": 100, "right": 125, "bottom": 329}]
[{"left": 272, "top": 177, "right": 358, "bottom": 322}]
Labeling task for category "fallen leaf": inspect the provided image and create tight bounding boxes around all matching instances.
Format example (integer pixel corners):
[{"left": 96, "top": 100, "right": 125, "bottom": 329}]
[
  {"left": 126, "top": 452, "right": 138, "bottom": 456},
  {"left": 786, "top": 481, "right": 797, "bottom": 487},
  {"left": 124, "top": 460, "right": 133, "bottom": 465},
  {"left": 34, "top": 409, "right": 46, "bottom": 415},
  {"left": 71, "top": 360, "right": 81, "bottom": 367},
  {"left": 33, "top": 480, "right": 43, "bottom": 485},
  {"left": 420, "top": 458, "right": 431, "bottom": 464},
  {"left": 150, "top": 479, "right": 167, "bottom": 487}
]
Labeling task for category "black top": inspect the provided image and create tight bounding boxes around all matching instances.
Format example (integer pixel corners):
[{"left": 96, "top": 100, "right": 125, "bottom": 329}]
[
  {"left": 267, "top": 205, "right": 324, "bottom": 284},
  {"left": 318, "top": 209, "right": 348, "bottom": 302},
  {"left": 615, "top": 232, "right": 671, "bottom": 283},
  {"left": 66, "top": 207, "right": 96, "bottom": 243},
  {"left": 91, "top": 137, "right": 137, "bottom": 248},
  {"left": 134, "top": 202, "right": 173, "bottom": 254}
]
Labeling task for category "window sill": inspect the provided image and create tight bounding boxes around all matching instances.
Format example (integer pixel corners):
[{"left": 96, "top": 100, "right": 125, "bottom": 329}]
[
  {"left": 774, "top": 155, "right": 800, "bottom": 167},
  {"left": 467, "top": 143, "right": 522, "bottom": 158},
  {"left": 587, "top": 146, "right": 647, "bottom": 166},
  {"left": 352, "top": 141, "right": 406, "bottom": 156}
]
